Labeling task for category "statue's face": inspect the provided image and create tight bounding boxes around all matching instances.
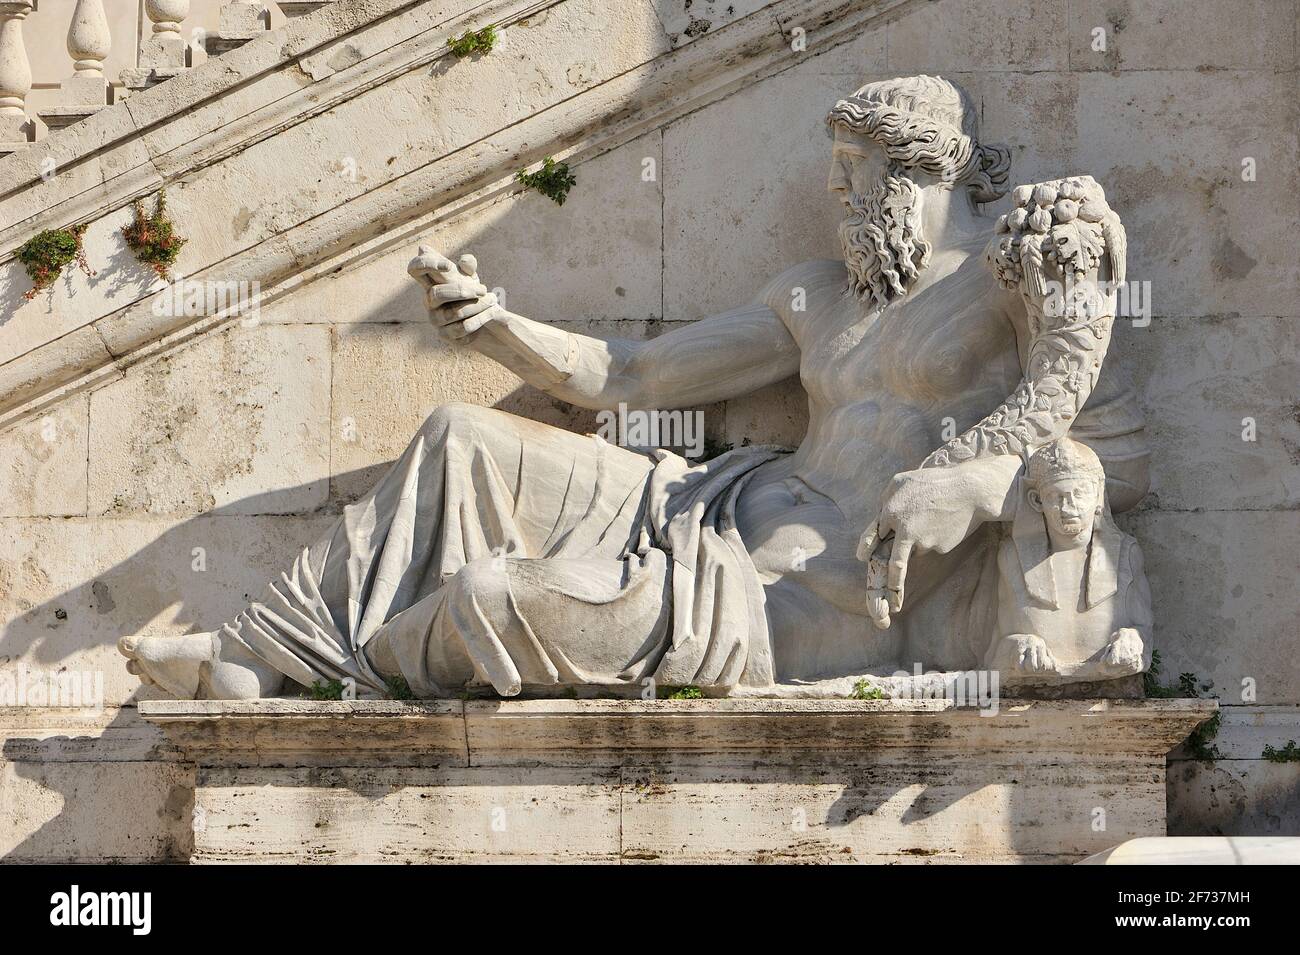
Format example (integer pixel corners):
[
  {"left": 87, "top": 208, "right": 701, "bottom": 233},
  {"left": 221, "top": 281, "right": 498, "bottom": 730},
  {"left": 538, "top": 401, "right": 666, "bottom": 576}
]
[
  {"left": 829, "top": 125, "right": 931, "bottom": 309},
  {"left": 1030, "top": 477, "right": 1102, "bottom": 543},
  {"left": 828, "top": 128, "right": 888, "bottom": 202}
]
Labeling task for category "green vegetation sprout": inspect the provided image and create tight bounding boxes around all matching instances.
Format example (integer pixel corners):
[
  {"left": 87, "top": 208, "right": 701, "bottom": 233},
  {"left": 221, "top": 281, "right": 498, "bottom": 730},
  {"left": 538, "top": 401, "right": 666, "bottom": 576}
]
[
  {"left": 16, "top": 225, "right": 93, "bottom": 299},
  {"left": 122, "top": 190, "right": 186, "bottom": 281},
  {"left": 515, "top": 157, "right": 577, "bottom": 205},
  {"left": 447, "top": 24, "right": 496, "bottom": 57}
]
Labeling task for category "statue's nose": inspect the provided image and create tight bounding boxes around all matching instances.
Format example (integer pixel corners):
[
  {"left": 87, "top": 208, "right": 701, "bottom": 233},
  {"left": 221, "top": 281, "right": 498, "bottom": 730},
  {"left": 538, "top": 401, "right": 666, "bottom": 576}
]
[{"left": 827, "top": 160, "right": 851, "bottom": 195}]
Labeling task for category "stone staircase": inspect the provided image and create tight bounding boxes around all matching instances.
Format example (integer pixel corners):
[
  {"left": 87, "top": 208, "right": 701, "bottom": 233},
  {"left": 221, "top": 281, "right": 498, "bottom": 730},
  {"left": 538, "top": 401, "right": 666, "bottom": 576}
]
[{"left": 0, "top": 0, "right": 918, "bottom": 431}]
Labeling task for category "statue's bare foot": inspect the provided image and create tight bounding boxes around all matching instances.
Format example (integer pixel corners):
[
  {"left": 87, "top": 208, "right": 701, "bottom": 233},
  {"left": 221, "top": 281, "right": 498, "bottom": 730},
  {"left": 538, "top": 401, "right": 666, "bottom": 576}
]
[
  {"left": 1099, "top": 627, "right": 1146, "bottom": 676},
  {"left": 118, "top": 633, "right": 217, "bottom": 699},
  {"left": 990, "top": 633, "right": 1059, "bottom": 678}
]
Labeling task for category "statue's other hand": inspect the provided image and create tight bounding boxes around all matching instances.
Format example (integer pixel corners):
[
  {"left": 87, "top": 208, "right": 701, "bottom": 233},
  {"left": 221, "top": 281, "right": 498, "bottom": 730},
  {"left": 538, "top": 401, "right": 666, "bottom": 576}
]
[{"left": 408, "top": 245, "right": 502, "bottom": 341}]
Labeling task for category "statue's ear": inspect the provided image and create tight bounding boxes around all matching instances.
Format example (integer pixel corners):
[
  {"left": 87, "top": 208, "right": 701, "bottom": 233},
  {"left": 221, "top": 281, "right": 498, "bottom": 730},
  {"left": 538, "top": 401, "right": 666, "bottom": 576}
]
[{"left": 1027, "top": 488, "right": 1044, "bottom": 513}]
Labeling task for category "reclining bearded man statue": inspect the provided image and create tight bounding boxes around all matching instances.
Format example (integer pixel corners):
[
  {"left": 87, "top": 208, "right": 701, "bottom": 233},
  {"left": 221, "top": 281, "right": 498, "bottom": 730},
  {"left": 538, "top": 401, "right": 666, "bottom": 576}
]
[{"left": 119, "top": 74, "right": 1150, "bottom": 701}]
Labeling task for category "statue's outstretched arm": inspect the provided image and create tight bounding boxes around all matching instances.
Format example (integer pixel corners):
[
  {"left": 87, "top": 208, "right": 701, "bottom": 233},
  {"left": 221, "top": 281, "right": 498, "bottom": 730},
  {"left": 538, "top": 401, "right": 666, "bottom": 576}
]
[{"left": 409, "top": 245, "right": 800, "bottom": 410}]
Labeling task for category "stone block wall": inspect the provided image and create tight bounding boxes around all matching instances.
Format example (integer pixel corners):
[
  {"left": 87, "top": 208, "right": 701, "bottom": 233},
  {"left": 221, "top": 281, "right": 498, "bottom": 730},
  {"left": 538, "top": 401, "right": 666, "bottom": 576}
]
[{"left": 2, "top": 0, "right": 1297, "bottom": 858}]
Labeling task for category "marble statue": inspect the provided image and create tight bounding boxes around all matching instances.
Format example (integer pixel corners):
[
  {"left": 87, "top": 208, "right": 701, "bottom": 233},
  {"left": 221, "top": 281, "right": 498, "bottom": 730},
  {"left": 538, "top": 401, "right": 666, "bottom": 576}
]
[{"left": 119, "top": 74, "right": 1151, "bottom": 700}]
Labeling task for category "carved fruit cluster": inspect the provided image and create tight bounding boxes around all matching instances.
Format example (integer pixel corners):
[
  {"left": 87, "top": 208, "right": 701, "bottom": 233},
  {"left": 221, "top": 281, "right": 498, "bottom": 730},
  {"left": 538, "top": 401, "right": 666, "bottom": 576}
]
[{"left": 986, "top": 176, "right": 1116, "bottom": 292}]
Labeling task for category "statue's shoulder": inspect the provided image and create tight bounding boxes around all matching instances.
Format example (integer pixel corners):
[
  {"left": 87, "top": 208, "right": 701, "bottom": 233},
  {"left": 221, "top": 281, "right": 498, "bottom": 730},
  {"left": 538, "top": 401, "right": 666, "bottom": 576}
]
[{"left": 757, "top": 259, "right": 847, "bottom": 320}]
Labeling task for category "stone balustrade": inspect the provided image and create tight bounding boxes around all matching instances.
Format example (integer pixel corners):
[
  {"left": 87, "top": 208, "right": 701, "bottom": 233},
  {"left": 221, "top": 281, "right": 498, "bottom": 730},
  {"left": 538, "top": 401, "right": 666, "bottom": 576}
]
[{"left": 0, "top": 1, "right": 340, "bottom": 152}]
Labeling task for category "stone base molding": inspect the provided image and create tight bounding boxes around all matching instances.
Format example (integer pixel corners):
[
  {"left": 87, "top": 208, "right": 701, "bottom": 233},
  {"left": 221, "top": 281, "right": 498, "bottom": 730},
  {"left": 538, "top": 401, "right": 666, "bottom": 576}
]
[{"left": 141, "top": 698, "right": 1216, "bottom": 864}]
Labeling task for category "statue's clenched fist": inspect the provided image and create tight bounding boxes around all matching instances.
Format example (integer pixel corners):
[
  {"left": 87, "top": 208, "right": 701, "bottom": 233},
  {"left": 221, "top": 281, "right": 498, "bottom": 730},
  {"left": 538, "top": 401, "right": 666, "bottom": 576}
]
[{"left": 407, "top": 245, "right": 504, "bottom": 342}]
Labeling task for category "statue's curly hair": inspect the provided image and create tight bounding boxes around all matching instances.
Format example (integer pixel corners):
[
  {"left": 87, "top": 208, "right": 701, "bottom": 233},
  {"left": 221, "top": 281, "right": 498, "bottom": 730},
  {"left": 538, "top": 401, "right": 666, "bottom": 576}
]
[{"left": 827, "top": 75, "right": 1011, "bottom": 205}]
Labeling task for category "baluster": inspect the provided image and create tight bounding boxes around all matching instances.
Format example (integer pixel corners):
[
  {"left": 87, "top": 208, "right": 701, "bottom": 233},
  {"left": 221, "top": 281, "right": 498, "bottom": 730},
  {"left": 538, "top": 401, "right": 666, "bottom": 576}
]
[
  {"left": 122, "top": 0, "right": 190, "bottom": 92},
  {"left": 39, "top": 0, "right": 111, "bottom": 131},
  {"left": 0, "top": 0, "right": 34, "bottom": 154}
]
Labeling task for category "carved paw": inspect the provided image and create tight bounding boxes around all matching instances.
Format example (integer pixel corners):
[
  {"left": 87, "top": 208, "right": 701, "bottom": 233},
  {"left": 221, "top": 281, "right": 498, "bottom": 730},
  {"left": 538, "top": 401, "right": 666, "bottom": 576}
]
[
  {"left": 1099, "top": 627, "right": 1146, "bottom": 675},
  {"left": 991, "top": 633, "right": 1059, "bottom": 676}
]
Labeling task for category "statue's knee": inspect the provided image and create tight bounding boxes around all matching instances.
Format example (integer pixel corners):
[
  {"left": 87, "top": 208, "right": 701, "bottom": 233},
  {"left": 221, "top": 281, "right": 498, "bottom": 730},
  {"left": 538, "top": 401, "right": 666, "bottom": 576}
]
[
  {"left": 446, "top": 556, "right": 512, "bottom": 605},
  {"left": 422, "top": 401, "right": 496, "bottom": 441}
]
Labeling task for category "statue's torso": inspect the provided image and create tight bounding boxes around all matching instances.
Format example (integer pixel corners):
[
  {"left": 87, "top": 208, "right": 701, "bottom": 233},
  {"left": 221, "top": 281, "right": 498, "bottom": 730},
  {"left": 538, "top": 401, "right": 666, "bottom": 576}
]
[
  {"left": 734, "top": 253, "right": 1021, "bottom": 586},
  {"left": 726, "top": 251, "right": 1022, "bottom": 662}
]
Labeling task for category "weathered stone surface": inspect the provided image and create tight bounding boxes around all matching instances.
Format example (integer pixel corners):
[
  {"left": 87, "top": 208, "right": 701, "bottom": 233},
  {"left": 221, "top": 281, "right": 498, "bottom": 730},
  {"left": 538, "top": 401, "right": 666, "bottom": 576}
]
[
  {"left": 0, "top": 706, "right": 190, "bottom": 863},
  {"left": 1122, "top": 315, "right": 1300, "bottom": 512},
  {"left": 141, "top": 698, "right": 1216, "bottom": 863},
  {"left": 269, "top": 132, "right": 663, "bottom": 328},
  {"left": 1067, "top": 0, "right": 1296, "bottom": 72},
  {"left": 0, "top": 514, "right": 335, "bottom": 705},
  {"left": 886, "top": 0, "right": 1068, "bottom": 73},
  {"left": 1121, "top": 511, "right": 1300, "bottom": 704},
  {"left": 87, "top": 324, "right": 331, "bottom": 516},
  {"left": 662, "top": 67, "right": 848, "bottom": 320},
  {"left": 1169, "top": 761, "right": 1300, "bottom": 836},
  {"left": 0, "top": 395, "right": 88, "bottom": 517},
  {"left": 1071, "top": 70, "right": 1298, "bottom": 320}
]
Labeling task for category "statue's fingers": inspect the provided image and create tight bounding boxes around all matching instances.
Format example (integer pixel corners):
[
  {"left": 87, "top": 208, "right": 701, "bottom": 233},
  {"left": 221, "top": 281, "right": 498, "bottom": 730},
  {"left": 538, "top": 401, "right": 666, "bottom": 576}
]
[
  {"left": 887, "top": 538, "right": 913, "bottom": 613},
  {"left": 856, "top": 521, "right": 880, "bottom": 562},
  {"left": 457, "top": 254, "right": 478, "bottom": 279},
  {"left": 408, "top": 246, "right": 457, "bottom": 286},
  {"left": 867, "top": 593, "right": 891, "bottom": 630},
  {"left": 431, "top": 282, "right": 487, "bottom": 303}
]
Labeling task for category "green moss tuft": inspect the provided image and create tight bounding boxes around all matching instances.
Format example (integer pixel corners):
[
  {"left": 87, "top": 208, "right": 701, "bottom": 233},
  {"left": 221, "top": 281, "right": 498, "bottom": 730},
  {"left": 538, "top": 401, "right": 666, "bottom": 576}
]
[
  {"left": 309, "top": 679, "right": 345, "bottom": 700},
  {"left": 1145, "top": 651, "right": 1221, "bottom": 760},
  {"left": 1262, "top": 740, "right": 1300, "bottom": 762},
  {"left": 385, "top": 675, "right": 415, "bottom": 700},
  {"left": 658, "top": 685, "right": 703, "bottom": 700}
]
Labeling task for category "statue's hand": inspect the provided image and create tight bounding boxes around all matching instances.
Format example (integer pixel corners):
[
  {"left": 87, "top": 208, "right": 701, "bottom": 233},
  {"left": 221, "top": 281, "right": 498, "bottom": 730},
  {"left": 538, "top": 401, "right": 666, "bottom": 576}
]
[
  {"left": 407, "top": 245, "right": 503, "bottom": 342},
  {"left": 857, "top": 464, "right": 1010, "bottom": 625}
]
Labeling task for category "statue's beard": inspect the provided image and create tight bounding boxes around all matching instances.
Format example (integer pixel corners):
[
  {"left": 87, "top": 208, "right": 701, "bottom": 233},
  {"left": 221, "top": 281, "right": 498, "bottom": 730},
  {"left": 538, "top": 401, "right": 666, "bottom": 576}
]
[{"left": 838, "top": 172, "right": 931, "bottom": 310}]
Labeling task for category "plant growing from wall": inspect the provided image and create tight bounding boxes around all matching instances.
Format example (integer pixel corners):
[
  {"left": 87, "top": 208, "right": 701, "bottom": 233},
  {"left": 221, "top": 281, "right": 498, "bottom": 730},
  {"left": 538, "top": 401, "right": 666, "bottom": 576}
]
[
  {"left": 447, "top": 24, "right": 496, "bottom": 57},
  {"left": 515, "top": 157, "right": 577, "bottom": 205},
  {"left": 385, "top": 675, "right": 415, "bottom": 700},
  {"left": 1145, "top": 651, "right": 1223, "bottom": 761},
  {"left": 16, "top": 224, "right": 93, "bottom": 300},
  {"left": 122, "top": 190, "right": 186, "bottom": 280},
  {"left": 1262, "top": 740, "right": 1300, "bottom": 762}
]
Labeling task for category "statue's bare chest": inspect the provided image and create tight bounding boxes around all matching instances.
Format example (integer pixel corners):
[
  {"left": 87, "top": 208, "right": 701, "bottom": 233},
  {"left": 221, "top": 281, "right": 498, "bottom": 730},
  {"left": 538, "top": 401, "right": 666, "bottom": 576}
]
[{"left": 796, "top": 290, "right": 1015, "bottom": 408}]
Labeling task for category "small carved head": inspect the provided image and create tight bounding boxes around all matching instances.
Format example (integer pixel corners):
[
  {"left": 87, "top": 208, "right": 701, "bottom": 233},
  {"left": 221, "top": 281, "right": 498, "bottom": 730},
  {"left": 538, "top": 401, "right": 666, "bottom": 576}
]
[{"left": 1026, "top": 438, "right": 1106, "bottom": 543}]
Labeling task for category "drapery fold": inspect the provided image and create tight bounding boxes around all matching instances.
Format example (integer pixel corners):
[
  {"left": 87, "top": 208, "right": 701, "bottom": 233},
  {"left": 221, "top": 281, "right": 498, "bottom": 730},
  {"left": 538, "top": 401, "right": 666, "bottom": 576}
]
[{"left": 220, "top": 405, "right": 782, "bottom": 697}]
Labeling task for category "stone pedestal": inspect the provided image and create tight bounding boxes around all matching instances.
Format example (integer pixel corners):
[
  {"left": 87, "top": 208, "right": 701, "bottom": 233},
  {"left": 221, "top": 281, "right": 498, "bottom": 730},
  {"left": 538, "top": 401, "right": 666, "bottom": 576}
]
[{"left": 140, "top": 698, "right": 1215, "bottom": 864}]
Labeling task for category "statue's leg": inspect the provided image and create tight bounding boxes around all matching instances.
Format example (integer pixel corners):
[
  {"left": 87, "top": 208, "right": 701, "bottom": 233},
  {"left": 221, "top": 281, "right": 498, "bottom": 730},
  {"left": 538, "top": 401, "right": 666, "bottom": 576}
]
[
  {"left": 364, "top": 550, "right": 674, "bottom": 697},
  {"left": 121, "top": 402, "right": 657, "bottom": 699}
]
